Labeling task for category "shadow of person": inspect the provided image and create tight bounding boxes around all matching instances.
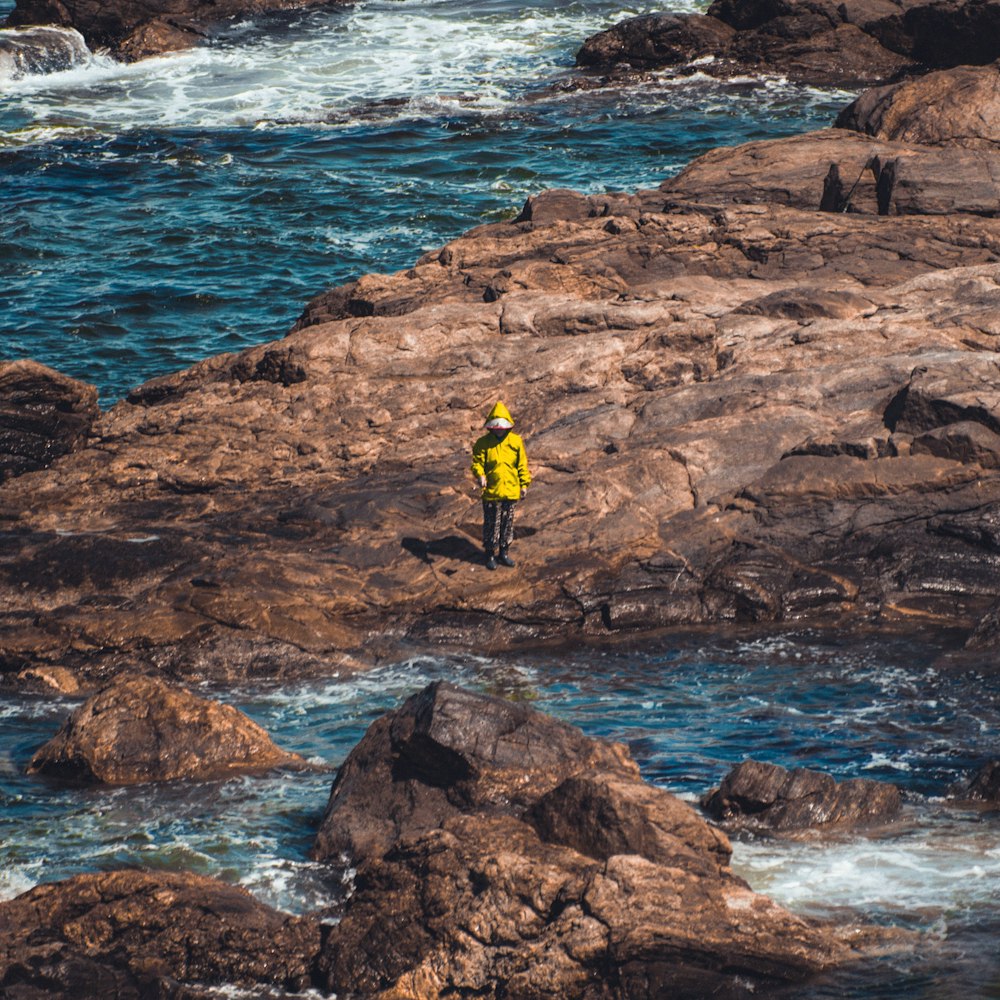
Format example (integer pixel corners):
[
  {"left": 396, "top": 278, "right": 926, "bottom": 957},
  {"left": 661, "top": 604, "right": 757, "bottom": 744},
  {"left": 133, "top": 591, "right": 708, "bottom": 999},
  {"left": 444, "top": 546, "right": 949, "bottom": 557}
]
[{"left": 402, "top": 535, "right": 483, "bottom": 566}]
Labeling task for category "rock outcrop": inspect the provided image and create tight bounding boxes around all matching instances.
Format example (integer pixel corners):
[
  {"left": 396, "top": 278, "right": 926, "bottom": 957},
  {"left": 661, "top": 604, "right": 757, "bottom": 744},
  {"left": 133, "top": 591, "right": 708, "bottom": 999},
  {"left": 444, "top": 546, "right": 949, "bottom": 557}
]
[
  {"left": 0, "top": 869, "right": 321, "bottom": 998},
  {"left": 576, "top": 0, "right": 1000, "bottom": 87},
  {"left": 315, "top": 683, "right": 887, "bottom": 997},
  {"left": 956, "top": 759, "right": 1000, "bottom": 801},
  {"left": 0, "top": 24, "right": 90, "bottom": 79},
  {"left": 702, "top": 759, "right": 903, "bottom": 833},
  {"left": 28, "top": 673, "right": 307, "bottom": 783},
  {"left": 0, "top": 360, "right": 98, "bottom": 485},
  {"left": 4, "top": 120, "right": 1000, "bottom": 686},
  {"left": 3, "top": 0, "right": 347, "bottom": 61},
  {"left": 837, "top": 60, "right": 1000, "bottom": 149}
]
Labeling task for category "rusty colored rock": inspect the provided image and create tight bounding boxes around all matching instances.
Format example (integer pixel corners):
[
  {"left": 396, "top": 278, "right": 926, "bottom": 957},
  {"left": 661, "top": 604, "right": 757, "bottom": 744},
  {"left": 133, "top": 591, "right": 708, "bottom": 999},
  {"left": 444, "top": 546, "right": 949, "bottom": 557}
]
[
  {"left": 316, "top": 685, "right": 896, "bottom": 998},
  {"left": 702, "top": 759, "right": 903, "bottom": 832},
  {"left": 28, "top": 673, "right": 307, "bottom": 783},
  {"left": 0, "top": 868, "right": 321, "bottom": 998}
]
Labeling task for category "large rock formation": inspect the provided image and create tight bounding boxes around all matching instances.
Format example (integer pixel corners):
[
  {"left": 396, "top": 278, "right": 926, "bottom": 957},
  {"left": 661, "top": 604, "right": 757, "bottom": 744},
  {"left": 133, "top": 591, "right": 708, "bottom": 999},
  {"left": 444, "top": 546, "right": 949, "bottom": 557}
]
[
  {"left": 314, "top": 683, "right": 890, "bottom": 998},
  {"left": 576, "top": 0, "right": 1000, "bottom": 87},
  {"left": 28, "top": 673, "right": 307, "bottom": 783},
  {"left": 0, "top": 869, "right": 321, "bottom": 998},
  {"left": 702, "top": 759, "right": 903, "bottom": 833},
  {"left": 3, "top": 0, "right": 347, "bottom": 61},
  {"left": 4, "top": 118, "right": 1000, "bottom": 687},
  {"left": 0, "top": 360, "right": 98, "bottom": 484}
]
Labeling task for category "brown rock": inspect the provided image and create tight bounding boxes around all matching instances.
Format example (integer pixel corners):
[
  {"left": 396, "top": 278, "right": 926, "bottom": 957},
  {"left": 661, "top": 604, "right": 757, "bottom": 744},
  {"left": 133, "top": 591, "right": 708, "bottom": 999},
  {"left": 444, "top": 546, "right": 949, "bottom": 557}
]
[
  {"left": 316, "top": 687, "right": 897, "bottom": 998},
  {"left": 0, "top": 868, "right": 321, "bottom": 998},
  {"left": 702, "top": 759, "right": 903, "bottom": 832},
  {"left": 0, "top": 360, "right": 98, "bottom": 484},
  {"left": 4, "top": 0, "right": 346, "bottom": 60},
  {"left": 837, "top": 62, "right": 1000, "bottom": 149},
  {"left": 28, "top": 673, "right": 307, "bottom": 783},
  {"left": 961, "top": 760, "right": 1000, "bottom": 801}
]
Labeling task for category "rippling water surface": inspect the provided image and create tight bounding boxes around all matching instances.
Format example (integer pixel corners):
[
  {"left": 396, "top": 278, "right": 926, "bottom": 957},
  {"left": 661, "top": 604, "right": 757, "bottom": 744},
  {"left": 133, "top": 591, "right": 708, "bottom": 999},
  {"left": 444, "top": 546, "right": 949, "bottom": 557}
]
[
  {"left": 3, "top": 632, "right": 1000, "bottom": 997},
  {"left": 1, "top": 0, "right": 850, "bottom": 402}
]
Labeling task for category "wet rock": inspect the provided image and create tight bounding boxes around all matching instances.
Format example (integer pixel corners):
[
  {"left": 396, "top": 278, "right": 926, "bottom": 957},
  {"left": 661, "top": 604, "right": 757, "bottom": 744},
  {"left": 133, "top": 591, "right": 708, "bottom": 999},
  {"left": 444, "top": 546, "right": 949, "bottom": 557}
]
[
  {"left": 0, "top": 360, "right": 98, "bottom": 484},
  {"left": 837, "top": 62, "right": 1000, "bottom": 149},
  {"left": 0, "top": 24, "right": 90, "bottom": 79},
  {"left": 315, "top": 684, "right": 888, "bottom": 998},
  {"left": 961, "top": 760, "right": 1000, "bottom": 801},
  {"left": 3, "top": 0, "right": 345, "bottom": 60},
  {"left": 28, "top": 673, "right": 307, "bottom": 783},
  {"left": 702, "top": 759, "right": 903, "bottom": 832},
  {"left": 0, "top": 868, "right": 321, "bottom": 998}
]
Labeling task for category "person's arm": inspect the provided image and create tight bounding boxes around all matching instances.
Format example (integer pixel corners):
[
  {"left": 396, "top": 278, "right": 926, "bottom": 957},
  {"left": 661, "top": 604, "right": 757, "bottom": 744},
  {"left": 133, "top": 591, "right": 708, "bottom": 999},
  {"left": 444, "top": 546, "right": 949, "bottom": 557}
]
[
  {"left": 471, "top": 440, "right": 487, "bottom": 488},
  {"left": 517, "top": 438, "right": 531, "bottom": 496}
]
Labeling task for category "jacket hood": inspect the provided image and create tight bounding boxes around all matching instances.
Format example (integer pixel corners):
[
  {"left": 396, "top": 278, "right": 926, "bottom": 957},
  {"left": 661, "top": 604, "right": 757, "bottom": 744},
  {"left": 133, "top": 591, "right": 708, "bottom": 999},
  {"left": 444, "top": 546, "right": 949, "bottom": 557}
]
[{"left": 484, "top": 401, "right": 514, "bottom": 428}]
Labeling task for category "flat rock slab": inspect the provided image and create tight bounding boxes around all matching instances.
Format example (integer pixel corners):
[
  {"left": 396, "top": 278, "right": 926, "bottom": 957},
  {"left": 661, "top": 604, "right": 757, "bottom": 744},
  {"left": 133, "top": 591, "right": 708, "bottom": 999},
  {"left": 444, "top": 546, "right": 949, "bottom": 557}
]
[
  {"left": 0, "top": 869, "right": 321, "bottom": 998},
  {"left": 702, "top": 759, "right": 903, "bottom": 833},
  {"left": 28, "top": 673, "right": 307, "bottom": 783}
]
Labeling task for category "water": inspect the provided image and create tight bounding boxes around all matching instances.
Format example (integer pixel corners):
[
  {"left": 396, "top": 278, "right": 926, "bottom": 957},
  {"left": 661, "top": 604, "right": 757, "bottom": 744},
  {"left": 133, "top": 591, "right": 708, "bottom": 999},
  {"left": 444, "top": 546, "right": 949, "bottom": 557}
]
[
  {"left": 3, "top": 631, "right": 1000, "bottom": 996},
  {"left": 1, "top": 0, "right": 852, "bottom": 404}
]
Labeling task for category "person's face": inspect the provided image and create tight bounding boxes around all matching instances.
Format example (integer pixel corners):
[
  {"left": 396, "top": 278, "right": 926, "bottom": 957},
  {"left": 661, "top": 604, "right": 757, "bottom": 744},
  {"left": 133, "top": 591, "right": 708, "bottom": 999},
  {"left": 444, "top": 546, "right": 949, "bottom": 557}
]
[{"left": 492, "top": 427, "right": 509, "bottom": 441}]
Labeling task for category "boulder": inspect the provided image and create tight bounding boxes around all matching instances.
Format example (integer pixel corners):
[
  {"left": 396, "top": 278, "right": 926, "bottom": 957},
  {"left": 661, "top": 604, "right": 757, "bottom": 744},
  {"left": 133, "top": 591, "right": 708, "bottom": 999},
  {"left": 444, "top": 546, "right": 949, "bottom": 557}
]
[
  {"left": 702, "top": 759, "right": 903, "bottom": 832},
  {"left": 28, "top": 673, "right": 307, "bottom": 783},
  {"left": 0, "top": 24, "right": 90, "bottom": 79},
  {"left": 0, "top": 360, "right": 98, "bottom": 484},
  {"left": 0, "top": 868, "right": 321, "bottom": 998},
  {"left": 315, "top": 685, "right": 889, "bottom": 998},
  {"left": 961, "top": 760, "right": 1000, "bottom": 801},
  {"left": 837, "top": 62, "right": 1000, "bottom": 149},
  {"left": 3, "top": 0, "right": 346, "bottom": 60}
]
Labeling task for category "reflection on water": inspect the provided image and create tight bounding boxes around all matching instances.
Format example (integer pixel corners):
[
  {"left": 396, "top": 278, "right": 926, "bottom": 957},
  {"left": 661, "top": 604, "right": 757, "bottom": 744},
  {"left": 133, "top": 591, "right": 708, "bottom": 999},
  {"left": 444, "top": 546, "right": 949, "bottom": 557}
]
[{"left": 2, "top": 629, "right": 999, "bottom": 996}]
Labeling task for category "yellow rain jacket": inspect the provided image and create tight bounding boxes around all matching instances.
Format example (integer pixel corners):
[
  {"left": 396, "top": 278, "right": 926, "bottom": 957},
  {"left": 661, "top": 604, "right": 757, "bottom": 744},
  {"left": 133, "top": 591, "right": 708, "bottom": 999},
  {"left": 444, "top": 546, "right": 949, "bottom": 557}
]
[{"left": 471, "top": 402, "right": 532, "bottom": 502}]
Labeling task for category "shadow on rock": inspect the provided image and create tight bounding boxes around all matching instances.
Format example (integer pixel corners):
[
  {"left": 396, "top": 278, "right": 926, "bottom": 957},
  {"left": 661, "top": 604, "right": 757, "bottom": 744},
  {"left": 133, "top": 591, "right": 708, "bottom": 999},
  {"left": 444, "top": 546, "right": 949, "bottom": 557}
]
[{"left": 402, "top": 534, "right": 483, "bottom": 566}]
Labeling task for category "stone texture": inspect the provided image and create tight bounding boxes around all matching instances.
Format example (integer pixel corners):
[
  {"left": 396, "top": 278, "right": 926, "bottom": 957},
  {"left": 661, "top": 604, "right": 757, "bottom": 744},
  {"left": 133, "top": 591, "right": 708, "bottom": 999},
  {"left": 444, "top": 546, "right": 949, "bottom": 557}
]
[
  {"left": 3, "top": 0, "right": 346, "bottom": 60},
  {"left": 5, "top": 126, "right": 1000, "bottom": 686},
  {"left": 702, "top": 759, "right": 903, "bottom": 832},
  {"left": 0, "top": 360, "right": 98, "bottom": 484},
  {"left": 837, "top": 62, "right": 1000, "bottom": 149},
  {"left": 28, "top": 673, "right": 307, "bottom": 783},
  {"left": 0, "top": 869, "right": 321, "bottom": 998},
  {"left": 315, "top": 684, "right": 891, "bottom": 998},
  {"left": 962, "top": 760, "right": 1000, "bottom": 801},
  {"left": 575, "top": 0, "right": 1000, "bottom": 87}
]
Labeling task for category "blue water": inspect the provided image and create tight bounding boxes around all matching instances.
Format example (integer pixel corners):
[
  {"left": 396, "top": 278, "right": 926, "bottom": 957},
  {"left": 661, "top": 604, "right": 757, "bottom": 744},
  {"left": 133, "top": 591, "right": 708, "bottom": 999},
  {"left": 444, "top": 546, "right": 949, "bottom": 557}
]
[
  {"left": 1, "top": 0, "right": 852, "bottom": 404},
  {"left": 3, "top": 632, "right": 1000, "bottom": 996}
]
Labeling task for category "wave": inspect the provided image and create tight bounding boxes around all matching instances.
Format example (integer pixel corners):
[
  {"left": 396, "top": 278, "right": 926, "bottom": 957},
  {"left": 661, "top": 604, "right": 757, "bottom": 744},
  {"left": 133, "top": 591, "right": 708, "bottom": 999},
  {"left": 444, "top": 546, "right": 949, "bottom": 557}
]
[{"left": 0, "top": 25, "right": 92, "bottom": 82}]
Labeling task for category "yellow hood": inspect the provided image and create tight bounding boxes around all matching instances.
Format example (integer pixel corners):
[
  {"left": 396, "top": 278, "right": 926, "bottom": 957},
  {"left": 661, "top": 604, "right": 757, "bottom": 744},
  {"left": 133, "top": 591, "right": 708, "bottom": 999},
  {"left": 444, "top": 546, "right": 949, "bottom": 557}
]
[{"left": 484, "top": 401, "right": 514, "bottom": 428}]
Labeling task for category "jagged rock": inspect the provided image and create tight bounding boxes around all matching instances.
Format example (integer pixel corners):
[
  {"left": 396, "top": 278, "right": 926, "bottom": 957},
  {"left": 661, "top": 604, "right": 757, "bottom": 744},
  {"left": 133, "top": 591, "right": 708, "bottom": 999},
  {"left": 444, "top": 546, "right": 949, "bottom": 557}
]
[
  {"left": 702, "top": 759, "right": 903, "bottom": 832},
  {"left": 315, "top": 684, "right": 891, "bottom": 998},
  {"left": 0, "top": 24, "right": 90, "bottom": 79},
  {"left": 575, "top": 0, "right": 1000, "bottom": 87},
  {"left": 3, "top": 0, "right": 346, "bottom": 60},
  {"left": 0, "top": 869, "right": 321, "bottom": 998},
  {"left": 28, "top": 673, "right": 307, "bottom": 783},
  {"left": 837, "top": 62, "right": 1000, "bottom": 149},
  {"left": 0, "top": 360, "right": 98, "bottom": 484},
  {"left": 961, "top": 760, "right": 1000, "bottom": 801}
]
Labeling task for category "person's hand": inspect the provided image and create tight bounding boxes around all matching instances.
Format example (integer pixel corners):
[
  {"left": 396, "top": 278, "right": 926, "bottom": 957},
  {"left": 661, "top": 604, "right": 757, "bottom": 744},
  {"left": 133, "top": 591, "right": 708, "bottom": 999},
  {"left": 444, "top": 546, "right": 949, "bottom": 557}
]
[
  {"left": 521, "top": 486, "right": 528, "bottom": 499},
  {"left": 478, "top": 475, "right": 486, "bottom": 488}
]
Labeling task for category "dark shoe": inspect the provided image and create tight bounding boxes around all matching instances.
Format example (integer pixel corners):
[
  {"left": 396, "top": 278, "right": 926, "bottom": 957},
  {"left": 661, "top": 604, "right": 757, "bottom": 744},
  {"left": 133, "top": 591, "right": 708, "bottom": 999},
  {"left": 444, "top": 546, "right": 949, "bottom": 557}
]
[
  {"left": 498, "top": 553, "right": 515, "bottom": 568},
  {"left": 486, "top": 556, "right": 498, "bottom": 570}
]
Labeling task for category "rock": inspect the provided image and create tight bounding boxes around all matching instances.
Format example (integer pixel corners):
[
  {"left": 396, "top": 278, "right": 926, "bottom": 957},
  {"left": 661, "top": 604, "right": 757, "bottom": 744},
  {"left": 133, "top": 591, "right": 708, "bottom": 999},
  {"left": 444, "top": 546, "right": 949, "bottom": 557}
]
[
  {"left": 3, "top": 0, "right": 345, "bottom": 61},
  {"left": 0, "top": 24, "right": 90, "bottom": 79},
  {"left": 837, "top": 62, "right": 1000, "bottom": 149},
  {"left": 6, "top": 127, "right": 1000, "bottom": 683},
  {"left": 961, "top": 760, "right": 1000, "bottom": 801},
  {"left": 28, "top": 673, "right": 307, "bottom": 783},
  {"left": 702, "top": 759, "right": 903, "bottom": 832},
  {"left": 312, "top": 680, "right": 645, "bottom": 866},
  {"left": 0, "top": 360, "right": 98, "bottom": 484},
  {"left": 0, "top": 868, "right": 321, "bottom": 998},
  {"left": 315, "top": 685, "right": 897, "bottom": 998}
]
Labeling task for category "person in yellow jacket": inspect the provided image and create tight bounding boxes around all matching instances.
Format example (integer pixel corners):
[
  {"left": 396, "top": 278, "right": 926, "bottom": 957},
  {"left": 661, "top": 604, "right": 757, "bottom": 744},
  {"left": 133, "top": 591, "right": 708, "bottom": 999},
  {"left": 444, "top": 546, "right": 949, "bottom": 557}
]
[{"left": 471, "top": 401, "right": 531, "bottom": 570}]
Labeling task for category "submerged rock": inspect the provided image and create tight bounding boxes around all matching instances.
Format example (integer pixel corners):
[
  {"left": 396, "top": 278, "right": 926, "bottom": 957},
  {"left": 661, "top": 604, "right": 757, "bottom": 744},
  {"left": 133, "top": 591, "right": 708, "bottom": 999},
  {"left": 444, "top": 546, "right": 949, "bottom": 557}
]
[
  {"left": 0, "top": 869, "right": 321, "bottom": 998},
  {"left": 315, "top": 683, "right": 893, "bottom": 998},
  {"left": 28, "top": 673, "right": 307, "bottom": 783},
  {"left": 702, "top": 759, "right": 903, "bottom": 832},
  {"left": 0, "top": 360, "right": 98, "bottom": 484},
  {"left": 0, "top": 24, "right": 90, "bottom": 79}
]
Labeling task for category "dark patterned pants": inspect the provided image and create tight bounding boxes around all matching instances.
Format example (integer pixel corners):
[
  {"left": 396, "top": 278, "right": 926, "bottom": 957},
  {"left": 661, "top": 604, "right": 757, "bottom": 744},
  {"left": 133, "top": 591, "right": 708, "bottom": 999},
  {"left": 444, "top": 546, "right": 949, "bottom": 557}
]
[{"left": 483, "top": 500, "right": 516, "bottom": 556}]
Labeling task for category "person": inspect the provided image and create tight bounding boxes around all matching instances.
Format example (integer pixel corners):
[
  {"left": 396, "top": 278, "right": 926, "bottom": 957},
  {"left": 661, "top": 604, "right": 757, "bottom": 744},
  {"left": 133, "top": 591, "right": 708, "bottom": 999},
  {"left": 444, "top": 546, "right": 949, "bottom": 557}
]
[{"left": 470, "top": 401, "right": 531, "bottom": 570}]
